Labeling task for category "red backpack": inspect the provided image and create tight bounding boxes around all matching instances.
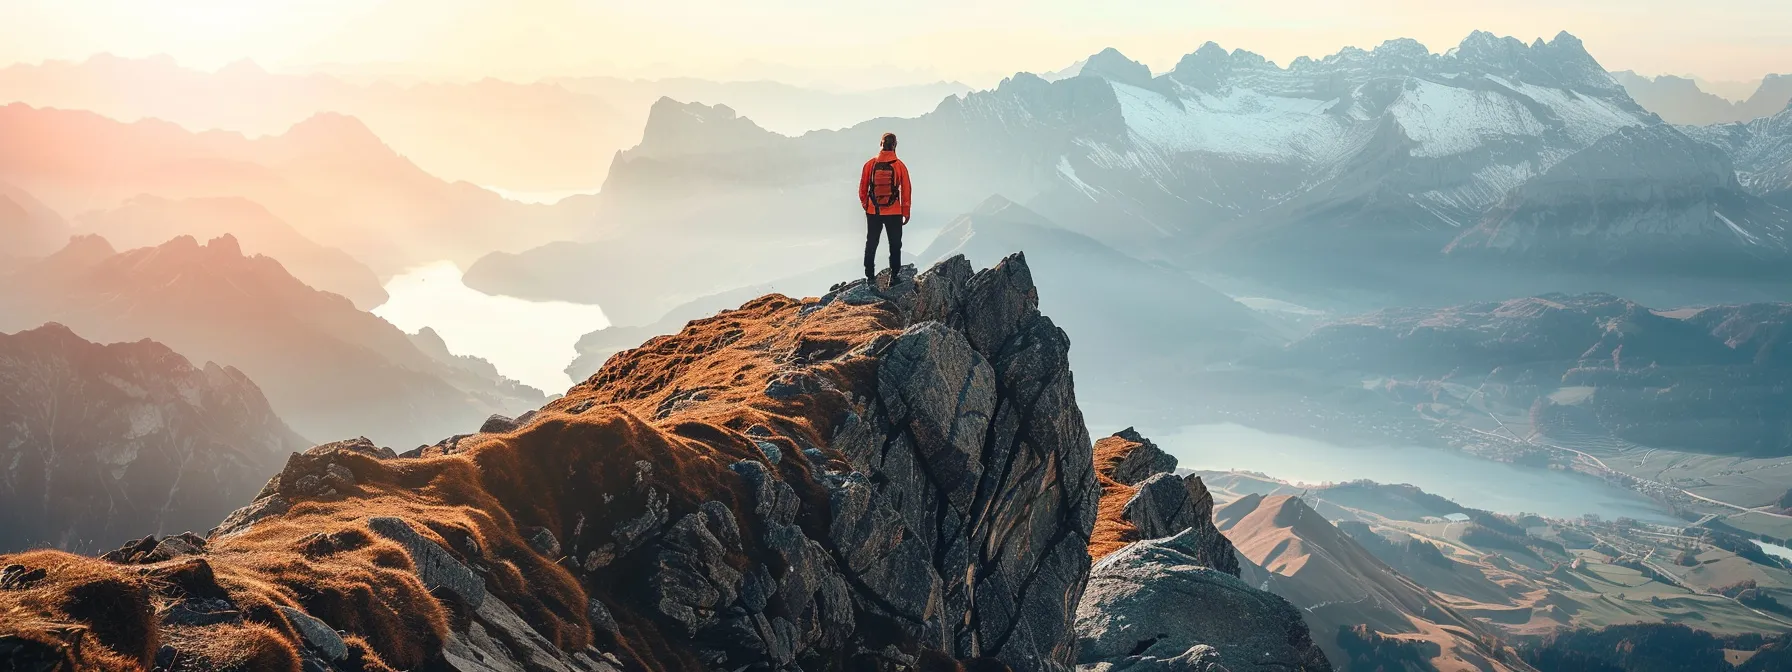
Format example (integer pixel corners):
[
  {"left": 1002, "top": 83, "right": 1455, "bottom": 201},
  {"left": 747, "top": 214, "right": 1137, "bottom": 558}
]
[{"left": 868, "top": 160, "right": 902, "bottom": 210}]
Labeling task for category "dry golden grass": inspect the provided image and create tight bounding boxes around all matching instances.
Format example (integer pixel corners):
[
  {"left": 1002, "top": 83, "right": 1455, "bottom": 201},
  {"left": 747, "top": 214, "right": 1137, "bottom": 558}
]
[
  {"left": 1087, "top": 435, "right": 1148, "bottom": 561},
  {"left": 0, "top": 292, "right": 906, "bottom": 671}
]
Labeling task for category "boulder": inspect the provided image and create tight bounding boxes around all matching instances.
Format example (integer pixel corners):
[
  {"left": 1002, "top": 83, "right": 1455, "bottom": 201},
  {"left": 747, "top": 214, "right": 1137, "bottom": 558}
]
[{"left": 1075, "top": 530, "right": 1331, "bottom": 671}]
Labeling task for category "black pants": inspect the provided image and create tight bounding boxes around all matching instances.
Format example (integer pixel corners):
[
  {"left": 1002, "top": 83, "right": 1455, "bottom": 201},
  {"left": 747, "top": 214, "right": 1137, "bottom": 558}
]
[{"left": 864, "top": 213, "right": 903, "bottom": 277}]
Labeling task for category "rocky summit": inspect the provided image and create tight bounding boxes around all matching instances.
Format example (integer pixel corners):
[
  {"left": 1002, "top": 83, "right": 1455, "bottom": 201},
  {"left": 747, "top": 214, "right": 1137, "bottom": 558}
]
[
  {"left": 0, "top": 254, "right": 1341, "bottom": 672},
  {"left": 0, "top": 254, "right": 1120, "bottom": 671}
]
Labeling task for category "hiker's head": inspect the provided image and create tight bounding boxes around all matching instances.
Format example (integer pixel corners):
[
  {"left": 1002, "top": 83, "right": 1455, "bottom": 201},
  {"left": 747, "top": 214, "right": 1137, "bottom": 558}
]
[{"left": 881, "top": 132, "right": 898, "bottom": 151}]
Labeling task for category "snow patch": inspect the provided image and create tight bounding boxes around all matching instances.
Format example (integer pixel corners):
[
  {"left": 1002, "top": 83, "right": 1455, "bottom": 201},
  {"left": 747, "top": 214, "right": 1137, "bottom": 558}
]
[
  {"left": 1056, "top": 156, "right": 1101, "bottom": 201},
  {"left": 1388, "top": 79, "right": 1547, "bottom": 158},
  {"left": 1232, "top": 296, "right": 1325, "bottom": 316},
  {"left": 1110, "top": 82, "right": 1352, "bottom": 164},
  {"left": 1491, "top": 77, "right": 1647, "bottom": 147},
  {"left": 1715, "top": 211, "right": 1761, "bottom": 246}
]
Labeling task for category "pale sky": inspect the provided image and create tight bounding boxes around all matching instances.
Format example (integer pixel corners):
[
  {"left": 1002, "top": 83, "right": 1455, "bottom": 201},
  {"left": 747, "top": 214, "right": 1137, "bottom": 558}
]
[{"left": 2, "top": 0, "right": 1787, "bottom": 87}]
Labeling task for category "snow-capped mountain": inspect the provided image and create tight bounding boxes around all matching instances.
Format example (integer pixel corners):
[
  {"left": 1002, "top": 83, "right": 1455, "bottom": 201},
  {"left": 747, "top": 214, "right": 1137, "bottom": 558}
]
[
  {"left": 470, "top": 30, "right": 1791, "bottom": 316},
  {"left": 1684, "top": 100, "right": 1792, "bottom": 202},
  {"left": 1021, "top": 31, "right": 1658, "bottom": 257},
  {"left": 600, "top": 30, "right": 1658, "bottom": 260},
  {"left": 1446, "top": 124, "right": 1791, "bottom": 271}
]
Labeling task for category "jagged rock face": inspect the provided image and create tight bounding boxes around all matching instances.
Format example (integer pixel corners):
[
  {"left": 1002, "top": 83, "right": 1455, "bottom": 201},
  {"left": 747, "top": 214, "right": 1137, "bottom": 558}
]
[
  {"left": 1074, "top": 530, "right": 1331, "bottom": 671},
  {"left": 0, "top": 254, "right": 1093, "bottom": 672},
  {"left": 0, "top": 323, "right": 306, "bottom": 553},
  {"left": 1101, "top": 429, "right": 1177, "bottom": 487},
  {"left": 470, "top": 31, "right": 1671, "bottom": 321},
  {"left": 1086, "top": 430, "right": 1238, "bottom": 577}
]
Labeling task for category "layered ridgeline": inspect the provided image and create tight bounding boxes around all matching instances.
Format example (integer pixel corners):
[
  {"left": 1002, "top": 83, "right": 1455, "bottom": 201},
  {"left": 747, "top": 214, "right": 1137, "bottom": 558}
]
[
  {"left": 0, "top": 234, "right": 543, "bottom": 448},
  {"left": 0, "top": 53, "right": 965, "bottom": 191},
  {"left": 0, "top": 180, "right": 68, "bottom": 263},
  {"left": 464, "top": 30, "right": 1792, "bottom": 314},
  {"left": 1612, "top": 71, "right": 1792, "bottom": 126},
  {"left": 1444, "top": 124, "right": 1791, "bottom": 273},
  {"left": 0, "top": 103, "right": 592, "bottom": 276},
  {"left": 72, "top": 195, "right": 387, "bottom": 310},
  {"left": 1215, "top": 495, "right": 1520, "bottom": 671},
  {"left": 1685, "top": 99, "right": 1792, "bottom": 207},
  {"left": 0, "top": 324, "right": 307, "bottom": 553},
  {"left": 0, "top": 255, "right": 1324, "bottom": 671}
]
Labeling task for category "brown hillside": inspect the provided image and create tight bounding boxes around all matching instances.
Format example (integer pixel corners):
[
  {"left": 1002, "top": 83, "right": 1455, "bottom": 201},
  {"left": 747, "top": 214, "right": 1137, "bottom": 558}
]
[
  {"left": 0, "top": 255, "right": 1098, "bottom": 672},
  {"left": 1224, "top": 495, "right": 1523, "bottom": 672}
]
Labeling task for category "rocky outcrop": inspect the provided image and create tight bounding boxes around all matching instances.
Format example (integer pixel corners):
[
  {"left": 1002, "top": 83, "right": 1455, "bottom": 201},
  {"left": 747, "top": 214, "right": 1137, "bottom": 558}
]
[
  {"left": 1087, "top": 430, "right": 1238, "bottom": 577},
  {"left": 1074, "top": 530, "right": 1332, "bottom": 671},
  {"left": 1073, "top": 430, "right": 1320, "bottom": 671},
  {"left": 0, "top": 254, "right": 1095, "bottom": 672},
  {"left": 0, "top": 323, "right": 307, "bottom": 553}
]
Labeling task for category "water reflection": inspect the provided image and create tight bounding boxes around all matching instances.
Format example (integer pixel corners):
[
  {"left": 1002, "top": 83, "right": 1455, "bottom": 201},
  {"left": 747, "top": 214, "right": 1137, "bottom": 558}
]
[{"left": 373, "top": 261, "right": 609, "bottom": 394}]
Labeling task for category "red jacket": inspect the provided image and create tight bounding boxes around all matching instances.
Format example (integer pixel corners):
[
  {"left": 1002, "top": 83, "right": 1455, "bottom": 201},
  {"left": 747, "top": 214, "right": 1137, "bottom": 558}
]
[{"left": 859, "top": 150, "right": 913, "bottom": 217}]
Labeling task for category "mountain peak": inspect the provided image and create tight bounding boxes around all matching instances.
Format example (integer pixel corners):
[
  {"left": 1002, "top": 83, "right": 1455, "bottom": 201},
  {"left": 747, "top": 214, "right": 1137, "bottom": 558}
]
[
  {"left": 1079, "top": 47, "right": 1153, "bottom": 87},
  {"left": 0, "top": 254, "right": 1106, "bottom": 670},
  {"left": 972, "top": 193, "right": 1019, "bottom": 215},
  {"left": 273, "top": 112, "right": 392, "bottom": 158},
  {"left": 1373, "top": 37, "right": 1431, "bottom": 60},
  {"left": 630, "top": 98, "right": 780, "bottom": 160},
  {"left": 205, "top": 233, "right": 243, "bottom": 257}
]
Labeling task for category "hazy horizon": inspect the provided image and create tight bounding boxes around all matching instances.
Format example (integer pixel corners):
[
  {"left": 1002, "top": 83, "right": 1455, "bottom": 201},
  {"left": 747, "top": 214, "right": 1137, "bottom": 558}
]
[{"left": 4, "top": 0, "right": 1789, "bottom": 89}]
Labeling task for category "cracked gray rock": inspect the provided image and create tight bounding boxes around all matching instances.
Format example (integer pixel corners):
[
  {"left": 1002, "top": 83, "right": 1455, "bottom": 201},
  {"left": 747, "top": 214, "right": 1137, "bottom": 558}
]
[
  {"left": 1075, "top": 530, "right": 1330, "bottom": 672},
  {"left": 279, "top": 606, "right": 348, "bottom": 662},
  {"left": 367, "top": 516, "right": 486, "bottom": 608}
]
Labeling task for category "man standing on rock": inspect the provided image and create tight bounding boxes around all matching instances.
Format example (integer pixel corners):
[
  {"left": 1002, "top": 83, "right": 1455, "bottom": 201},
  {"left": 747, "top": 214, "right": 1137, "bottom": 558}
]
[{"left": 860, "top": 132, "right": 913, "bottom": 285}]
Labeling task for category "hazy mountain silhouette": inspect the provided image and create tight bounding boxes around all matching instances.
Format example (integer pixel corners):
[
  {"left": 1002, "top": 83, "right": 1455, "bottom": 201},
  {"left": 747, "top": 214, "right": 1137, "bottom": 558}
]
[
  {"left": 0, "top": 180, "right": 66, "bottom": 263},
  {"left": 1613, "top": 71, "right": 1792, "bottom": 125},
  {"left": 0, "top": 103, "right": 592, "bottom": 275},
  {"left": 74, "top": 195, "right": 388, "bottom": 308},
  {"left": 0, "top": 234, "right": 544, "bottom": 447},
  {"left": 1219, "top": 495, "right": 1518, "bottom": 670},
  {"left": 466, "top": 31, "right": 1789, "bottom": 314},
  {"left": 0, "top": 54, "right": 969, "bottom": 192}
]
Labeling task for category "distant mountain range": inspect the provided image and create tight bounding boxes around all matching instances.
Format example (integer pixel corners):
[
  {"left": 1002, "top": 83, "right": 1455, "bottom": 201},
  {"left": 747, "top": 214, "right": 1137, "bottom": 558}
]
[
  {"left": 0, "top": 179, "right": 65, "bottom": 262},
  {"left": 0, "top": 323, "right": 306, "bottom": 553},
  {"left": 0, "top": 54, "right": 965, "bottom": 192},
  {"left": 1613, "top": 71, "right": 1792, "bottom": 125},
  {"left": 73, "top": 194, "right": 387, "bottom": 309},
  {"left": 0, "top": 103, "right": 592, "bottom": 276},
  {"left": 468, "top": 30, "right": 1792, "bottom": 319},
  {"left": 0, "top": 234, "right": 543, "bottom": 447}
]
